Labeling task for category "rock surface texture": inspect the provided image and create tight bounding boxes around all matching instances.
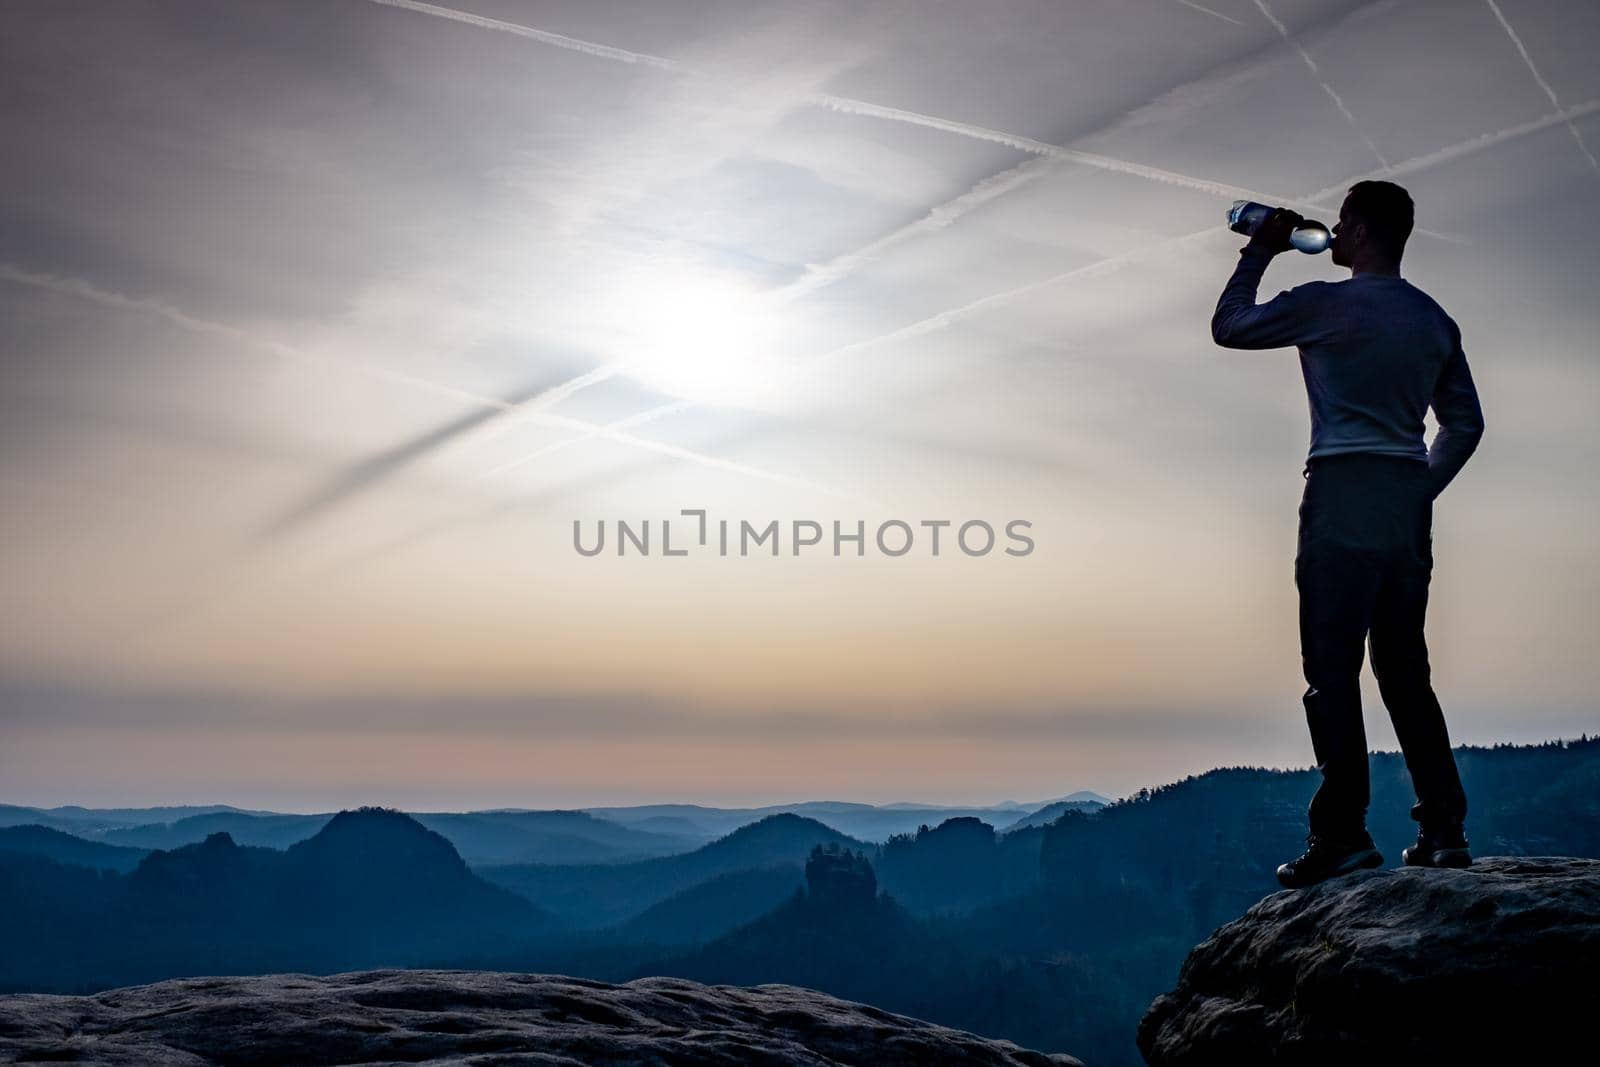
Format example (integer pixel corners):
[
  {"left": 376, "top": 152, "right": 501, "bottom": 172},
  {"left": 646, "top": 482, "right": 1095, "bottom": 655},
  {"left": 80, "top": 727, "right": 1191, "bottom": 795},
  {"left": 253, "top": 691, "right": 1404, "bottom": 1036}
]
[
  {"left": 0, "top": 968, "right": 1084, "bottom": 1066},
  {"left": 1138, "top": 856, "right": 1600, "bottom": 1065}
]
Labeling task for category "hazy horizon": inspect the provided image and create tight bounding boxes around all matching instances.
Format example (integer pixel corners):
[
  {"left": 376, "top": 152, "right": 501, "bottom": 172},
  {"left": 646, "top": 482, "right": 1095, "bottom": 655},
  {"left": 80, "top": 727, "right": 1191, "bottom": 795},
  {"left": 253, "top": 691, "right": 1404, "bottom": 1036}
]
[
  {"left": 4, "top": 1, "right": 1597, "bottom": 807},
  {"left": 0, "top": 789, "right": 1117, "bottom": 815},
  {"left": 6, "top": 731, "right": 1593, "bottom": 814}
]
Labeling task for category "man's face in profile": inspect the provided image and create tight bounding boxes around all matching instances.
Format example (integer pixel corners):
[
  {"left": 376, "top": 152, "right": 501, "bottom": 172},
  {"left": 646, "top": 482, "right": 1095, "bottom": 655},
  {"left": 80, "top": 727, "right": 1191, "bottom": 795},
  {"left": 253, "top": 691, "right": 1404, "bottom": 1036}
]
[{"left": 1330, "top": 198, "right": 1355, "bottom": 269}]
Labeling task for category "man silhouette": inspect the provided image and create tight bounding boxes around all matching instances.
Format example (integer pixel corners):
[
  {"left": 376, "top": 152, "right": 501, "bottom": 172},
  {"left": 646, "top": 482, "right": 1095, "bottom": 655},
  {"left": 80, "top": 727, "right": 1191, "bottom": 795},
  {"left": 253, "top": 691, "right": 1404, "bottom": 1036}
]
[{"left": 1211, "top": 181, "right": 1484, "bottom": 888}]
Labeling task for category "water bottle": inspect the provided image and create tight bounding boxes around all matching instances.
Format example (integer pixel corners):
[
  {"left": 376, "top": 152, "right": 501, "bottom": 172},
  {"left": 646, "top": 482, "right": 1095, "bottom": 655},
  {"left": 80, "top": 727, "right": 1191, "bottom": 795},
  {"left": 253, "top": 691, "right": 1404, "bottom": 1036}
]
[{"left": 1228, "top": 200, "right": 1331, "bottom": 254}]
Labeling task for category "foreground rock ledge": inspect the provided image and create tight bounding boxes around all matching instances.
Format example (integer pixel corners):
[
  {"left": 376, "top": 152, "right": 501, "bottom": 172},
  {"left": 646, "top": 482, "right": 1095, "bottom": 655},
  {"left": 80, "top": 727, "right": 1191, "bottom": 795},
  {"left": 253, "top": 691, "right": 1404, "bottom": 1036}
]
[
  {"left": 0, "top": 968, "right": 1083, "bottom": 1066},
  {"left": 1138, "top": 856, "right": 1600, "bottom": 1065}
]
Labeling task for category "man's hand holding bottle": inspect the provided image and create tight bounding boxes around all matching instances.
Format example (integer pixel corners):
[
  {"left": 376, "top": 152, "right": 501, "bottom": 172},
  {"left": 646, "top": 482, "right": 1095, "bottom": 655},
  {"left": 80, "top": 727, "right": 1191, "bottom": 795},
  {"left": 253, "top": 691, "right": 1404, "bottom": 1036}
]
[
  {"left": 1246, "top": 208, "right": 1304, "bottom": 256},
  {"left": 1227, "top": 200, "right": 1331, "bottom": 255}
]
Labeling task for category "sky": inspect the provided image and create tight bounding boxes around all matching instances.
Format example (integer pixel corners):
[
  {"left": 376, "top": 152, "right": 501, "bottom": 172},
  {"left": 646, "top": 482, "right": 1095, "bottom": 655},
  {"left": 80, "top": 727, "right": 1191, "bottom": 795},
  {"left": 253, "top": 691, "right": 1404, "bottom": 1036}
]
[{"left": 2, "top": 0, "right": 1597, "bottom": 811}]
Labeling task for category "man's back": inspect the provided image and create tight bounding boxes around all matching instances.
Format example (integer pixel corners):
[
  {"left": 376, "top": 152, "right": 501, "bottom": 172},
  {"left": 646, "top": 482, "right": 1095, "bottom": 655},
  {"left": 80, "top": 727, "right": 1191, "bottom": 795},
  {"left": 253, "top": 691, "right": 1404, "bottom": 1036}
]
[{"left": 1212, "top": 247, "right": 1484, "bottom": 498}]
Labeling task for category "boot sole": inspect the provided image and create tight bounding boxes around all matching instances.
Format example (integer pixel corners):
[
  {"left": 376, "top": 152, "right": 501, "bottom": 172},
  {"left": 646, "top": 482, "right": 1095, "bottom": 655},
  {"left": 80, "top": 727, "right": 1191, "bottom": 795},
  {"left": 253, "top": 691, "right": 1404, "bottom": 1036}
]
[{"left": 1335, "top": 847, "right": 1385, "bottom": 875}]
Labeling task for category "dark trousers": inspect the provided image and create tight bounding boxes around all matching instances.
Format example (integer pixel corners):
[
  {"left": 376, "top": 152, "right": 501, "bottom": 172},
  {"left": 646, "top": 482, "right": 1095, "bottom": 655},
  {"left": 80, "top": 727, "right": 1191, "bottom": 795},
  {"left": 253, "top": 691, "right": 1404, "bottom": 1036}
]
[{"left": 1295, "top": 453, "right": 1468, "bottom": 841}]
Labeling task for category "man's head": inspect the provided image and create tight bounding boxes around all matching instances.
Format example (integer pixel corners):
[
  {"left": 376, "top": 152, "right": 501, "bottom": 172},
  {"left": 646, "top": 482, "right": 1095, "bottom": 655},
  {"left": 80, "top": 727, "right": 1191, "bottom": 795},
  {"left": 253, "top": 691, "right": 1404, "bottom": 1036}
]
[{"left": 1331, "top": 180, "right": 1413, "bottom": 271}]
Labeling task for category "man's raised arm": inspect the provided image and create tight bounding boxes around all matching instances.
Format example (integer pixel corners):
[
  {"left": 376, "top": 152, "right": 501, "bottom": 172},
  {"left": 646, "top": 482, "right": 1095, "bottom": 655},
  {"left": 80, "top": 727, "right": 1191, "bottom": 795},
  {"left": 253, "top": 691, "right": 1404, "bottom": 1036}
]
[
  {"left": 1211, "top": 246, "right": 1317, "bottom": 350},
  {"left": 1427, "top": 324, "right": 1485, "bottom": 499}
]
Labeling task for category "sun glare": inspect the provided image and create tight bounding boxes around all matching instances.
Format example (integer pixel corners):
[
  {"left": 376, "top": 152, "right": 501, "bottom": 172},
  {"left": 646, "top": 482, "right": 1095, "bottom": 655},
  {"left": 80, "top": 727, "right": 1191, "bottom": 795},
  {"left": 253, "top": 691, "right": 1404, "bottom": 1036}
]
[{"left": 618, "top": 272, "right": 795, "bottom": 409}]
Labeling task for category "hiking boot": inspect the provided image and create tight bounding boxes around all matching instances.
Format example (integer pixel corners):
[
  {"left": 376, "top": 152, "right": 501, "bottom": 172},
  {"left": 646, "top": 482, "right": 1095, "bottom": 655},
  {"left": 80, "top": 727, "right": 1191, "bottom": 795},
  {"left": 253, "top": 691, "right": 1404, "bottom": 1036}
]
[
  {"left": 1402, "top": 822, "right": 1472, "bottom": 868},
  {"left": 1276, "top": 831, "right": 1383, "bottom": 889}
]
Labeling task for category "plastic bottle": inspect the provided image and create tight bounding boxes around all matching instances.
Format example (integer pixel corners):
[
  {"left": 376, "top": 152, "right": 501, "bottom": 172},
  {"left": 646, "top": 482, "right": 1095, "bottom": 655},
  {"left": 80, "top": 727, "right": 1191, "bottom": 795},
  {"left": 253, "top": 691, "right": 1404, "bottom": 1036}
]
[{"left": 1228, "top": 200, "right": 1331, "bottom": 254}]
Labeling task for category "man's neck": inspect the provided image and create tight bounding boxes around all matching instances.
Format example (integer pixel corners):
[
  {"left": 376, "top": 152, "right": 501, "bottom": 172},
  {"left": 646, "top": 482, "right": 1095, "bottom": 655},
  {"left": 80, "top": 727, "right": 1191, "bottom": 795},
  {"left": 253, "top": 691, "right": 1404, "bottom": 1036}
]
[{"left": 1351, "top": 257, "right": 1402, "bottom": 278}]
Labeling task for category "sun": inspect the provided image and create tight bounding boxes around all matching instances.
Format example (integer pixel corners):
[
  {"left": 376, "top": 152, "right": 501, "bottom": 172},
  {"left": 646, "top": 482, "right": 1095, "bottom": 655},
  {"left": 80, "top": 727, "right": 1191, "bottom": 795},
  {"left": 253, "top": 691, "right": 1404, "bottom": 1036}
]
[{"left": 616, "top": 270, "right": 795, "bottom": 409}]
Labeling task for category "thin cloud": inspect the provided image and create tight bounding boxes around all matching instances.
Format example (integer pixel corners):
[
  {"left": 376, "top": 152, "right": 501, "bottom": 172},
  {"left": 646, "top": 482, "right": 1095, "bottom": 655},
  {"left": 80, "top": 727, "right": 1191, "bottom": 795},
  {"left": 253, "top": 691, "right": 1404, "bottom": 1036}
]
[{"left": 0, "top": 676, "right": 1265, "bottom": 744}]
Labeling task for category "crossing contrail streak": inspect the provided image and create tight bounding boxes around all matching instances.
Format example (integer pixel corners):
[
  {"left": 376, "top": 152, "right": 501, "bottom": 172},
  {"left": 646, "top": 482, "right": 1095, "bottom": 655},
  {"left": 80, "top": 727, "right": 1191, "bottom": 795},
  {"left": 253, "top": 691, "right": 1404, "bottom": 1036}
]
[
  {"left": 1, "top": 260, "right": 620, "bottom": 440},
  {"left": 0, "top": 263, "right": 816, "bottom": 504},
  {"left": 773, "top": 158, "right": 1066, "bottom": 302},
  {"left": 363, "top": 0, "right": 1303, "bottom": 205},
  {"left": 528, "top": 412, "right": 850, "bottom": 497},
  {"left": 475, "top": 95, "right": 1579, "bottom": 476},
  {"left": 794, "top": 108, "right": 1583, "bottom": 370},
  {"left": 365, "top": 0, "right": 1332, "bottom": 444},
  {"left": 812, "top": 93, "right": 1306, "bottom": 202},
  {"left": 1175, "top": 0, "right": 1244, "bottom": 27},
  {"left": 1484, "top": 0, "right": 1599, "bottom": 173},
  {"left": 0, "top": 263, "right": 512, "bottom": 413},
  {"left": 365, "top": 0, "right": 685, "bottom": 71},
  {"left": 479, "top": 400, "right": 695, "bottom": 480},
  {"left": 475, "top": 226, "right": 1230, "bottom": 466},
  {"left": 801, "top": 227, "right": 1228, "bottom": 371},
  {"left": 363, "top": 0, "right": 1490, "bottom": 496},
  {"left": 669, "top": 95, "right": 1600, "bottom": 402},
  {"left": 1252, "top": 0, "right": 1389, "bottom": 168},
  {"left": 1301, "top": 96, "right": 1600, "bottom": 203}
]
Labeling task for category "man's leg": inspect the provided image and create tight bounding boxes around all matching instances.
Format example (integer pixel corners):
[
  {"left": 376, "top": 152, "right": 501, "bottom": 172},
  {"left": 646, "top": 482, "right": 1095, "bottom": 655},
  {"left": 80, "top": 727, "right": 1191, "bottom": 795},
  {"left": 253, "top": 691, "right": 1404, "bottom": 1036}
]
[
  {"left": 1368, "top": 530, "right": 1468, "bottom": 831},
  {"left": 1296, "top": 541, "right": 1384, "bottom": 841}
]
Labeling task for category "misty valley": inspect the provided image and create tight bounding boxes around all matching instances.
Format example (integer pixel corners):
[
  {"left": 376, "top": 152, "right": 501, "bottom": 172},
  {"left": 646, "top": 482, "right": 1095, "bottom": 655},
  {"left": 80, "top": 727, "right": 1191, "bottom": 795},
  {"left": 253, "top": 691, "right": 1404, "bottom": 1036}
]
[{"left": 3, "top": 738, "right": 1595, "bottom": 1067}]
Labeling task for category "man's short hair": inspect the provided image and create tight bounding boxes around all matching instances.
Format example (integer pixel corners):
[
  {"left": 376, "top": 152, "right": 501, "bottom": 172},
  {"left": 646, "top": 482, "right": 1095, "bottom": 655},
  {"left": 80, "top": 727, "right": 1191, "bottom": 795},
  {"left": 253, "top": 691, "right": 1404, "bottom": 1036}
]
[{"left": 1345, "top": 180, "right": 1414, "bottom": 261}]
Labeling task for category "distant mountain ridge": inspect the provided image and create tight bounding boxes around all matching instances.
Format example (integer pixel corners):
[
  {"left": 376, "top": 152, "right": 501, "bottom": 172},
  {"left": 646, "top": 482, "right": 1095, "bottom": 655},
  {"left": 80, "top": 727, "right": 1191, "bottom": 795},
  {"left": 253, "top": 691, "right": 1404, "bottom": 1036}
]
[
  {"left": 0, "top": 793, "right": 1110, "bottom": 860},
  {"left": 0, "top": 808, "right": 554, "bottom": 992},
  {"left": 1002, "top": 799, "right": 1106, "bottom": 833},
  {"left": 0, "top": 825, "right": 149, "bottom": 873},
  {"left": 480, "top": 813, "right": 869, "bottom": 928},
  {"left": 580, "top": 795, "right": 1110, "bottom": 841},
  {"left": 0, "top": 804, "right": 266, "bottom": 836}
]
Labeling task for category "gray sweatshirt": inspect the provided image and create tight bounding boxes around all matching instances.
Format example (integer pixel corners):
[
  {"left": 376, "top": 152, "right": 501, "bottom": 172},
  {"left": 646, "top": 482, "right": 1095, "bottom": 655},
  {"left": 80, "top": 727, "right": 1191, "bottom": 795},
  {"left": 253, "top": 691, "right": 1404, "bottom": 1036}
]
[{"left": 1211, "top": 247, "right": 1484, "bottom": 499}]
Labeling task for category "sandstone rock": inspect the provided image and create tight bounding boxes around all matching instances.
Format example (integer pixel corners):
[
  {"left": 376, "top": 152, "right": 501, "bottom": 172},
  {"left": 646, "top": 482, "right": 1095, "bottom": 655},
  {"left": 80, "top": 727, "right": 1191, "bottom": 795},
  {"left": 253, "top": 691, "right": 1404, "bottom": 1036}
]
[
  {"left": 1138, "top": 856, "right": 1600, "bottom": 1065},
  {"left": 0, "top": 968, "right": 1083, "bottom": 1066}
]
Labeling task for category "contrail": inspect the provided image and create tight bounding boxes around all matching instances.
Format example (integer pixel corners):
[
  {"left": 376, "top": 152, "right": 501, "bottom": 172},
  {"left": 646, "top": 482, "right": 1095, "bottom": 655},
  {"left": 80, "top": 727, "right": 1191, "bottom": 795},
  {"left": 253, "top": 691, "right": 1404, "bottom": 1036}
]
[
  {"left": 364, "top": 0, "right": 685, "bottom": 72},
  {"left": 1301, "top": 96, "right": 1600, "bottom": 203},
  {"left": 800, "top": 226, "right": 1229, "bottom": 372},
  {"left": 0, "top": 263, "right": 817, "bottom": 510},
  {"left": 1175, "top": 0, "right": 1245, "bottom": 27},
  {"left": 467, "top": 220, "right": 1236, "bottom": 481},
  {"left": 475, "top": 224, "right": 1230, "bottom": 469},
  {"left": 1484, "top": 0, "right": 1599, "bottom": 173},
  {"left": 354, "top": 0, "right": 1350, "bottom": 430},
  {"left": 736, "top": 96, "right": 1600, "bottom": 380},
  {"left": 327, "top": 407, "right": 857, "bottom": 574},
  {"left": 257, "top": 366, "right": 622, "bottom": 538},
  {"left": 1252, "top": 0, "right": 1389, "bottom": 168},
  {"left": 362, "top": 0, "right": 1306, "bottom": 205},
  {"left": 478, "top": 400, "right": 694, "bottom": 481},
  {"left": 812, "top": 92, "right": 1310, "bottom": 203},
  {"left": 473, "top": 93, "right": 1580, "bottom": 476},
  {"left": 527, "top": 412, "right": 849, "bottom": 497},
  {"left": 362, "top": 0, "right": 1459, "bottom": 490},
  {"left": 0, "top": 263, "right": 511, "bottom": 413},
  {"left": 773, "top": 157, "right": 1067, "bottom": 302}
]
